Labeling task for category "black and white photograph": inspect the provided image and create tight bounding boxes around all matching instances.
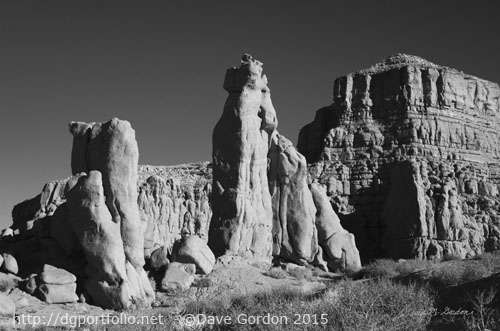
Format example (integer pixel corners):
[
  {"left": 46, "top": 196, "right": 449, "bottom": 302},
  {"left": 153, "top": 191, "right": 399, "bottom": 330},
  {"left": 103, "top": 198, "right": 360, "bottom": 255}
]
[{"left": 1, "top": 1, "right": 500, "bottom": 330}]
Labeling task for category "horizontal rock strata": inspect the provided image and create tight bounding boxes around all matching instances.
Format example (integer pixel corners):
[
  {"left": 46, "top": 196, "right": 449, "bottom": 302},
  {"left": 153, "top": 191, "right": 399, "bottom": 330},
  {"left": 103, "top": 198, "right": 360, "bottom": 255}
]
[{"left": 298, "top": 53, "right": 500, "bottom": 260}]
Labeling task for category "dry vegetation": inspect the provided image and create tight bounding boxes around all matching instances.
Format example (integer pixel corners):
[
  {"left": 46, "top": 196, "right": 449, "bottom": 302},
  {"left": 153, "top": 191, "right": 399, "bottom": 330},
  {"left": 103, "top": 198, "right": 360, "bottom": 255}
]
[{"left": 3, "top": 253, "right": 500, "bottom": 331}]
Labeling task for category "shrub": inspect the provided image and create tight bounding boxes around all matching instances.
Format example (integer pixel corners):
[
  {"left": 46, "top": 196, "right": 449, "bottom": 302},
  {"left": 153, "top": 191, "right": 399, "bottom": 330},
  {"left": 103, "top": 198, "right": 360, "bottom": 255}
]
[
  {"left": 442, "top": 253, "right": 462, "bottom": 261},
  {"left": 357, "top": 259, "right": 399, "bottom": 278},
  {"left": 464, "top": 288, "right": 500, "bottom": 331},
  {"left": 263, "top": 267, "right": 288, "bottom": 279},
  {"left": 288, "top": 267, "right": 313, "bottom": 280},
  {"left": 395, "top": 259, "right": 437, "bottom": 275},
  {"left": 325, "top": 278, "right": 435, "bottom": 331},
  {"left": 472, "top": 252, "right": 500, "bottom": 273},
  {"left": 180, "top": 278, "right": 434, "bottom": 331},
  {"left": 431, "top": 261, "right": 491, "bottom": 286},
  {"left": 461, "top": 263, "right": 490, "bottom": 283},
  {"left": 431, "top": 265, "right": 465, "bottom": 286}
]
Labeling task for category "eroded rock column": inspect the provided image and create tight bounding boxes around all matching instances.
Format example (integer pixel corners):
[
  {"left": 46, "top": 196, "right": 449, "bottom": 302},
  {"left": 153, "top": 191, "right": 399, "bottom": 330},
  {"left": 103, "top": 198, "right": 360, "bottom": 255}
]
[
  {"left": 68, "top": 118, "right": 153, "bottom": 309},
  {"left": 209, "top": 54, "right": 277, "bottom": 260}
]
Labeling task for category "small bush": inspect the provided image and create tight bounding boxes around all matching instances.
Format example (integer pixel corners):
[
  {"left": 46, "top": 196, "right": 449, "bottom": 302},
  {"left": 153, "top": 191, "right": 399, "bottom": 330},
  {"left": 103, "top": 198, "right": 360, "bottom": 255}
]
[
  {"left": 464, "top": 288, "right": 500, "bottom": 331},
  {"left": 395, "top": 259, "right": 437, "bottom": 275},
  {"left": 472, "top": 252, "right": 500, "bottom": 273},
  {"left": 432, "top": 261, "right": 491, "bottom": 286},
  {"left": 288, "top": 267, "right": 312, "bottom": 280},
  {"left": 321, "top": 278, "right": 435, "bottom": 331},
  {"left": 461, "top": 263, "right": 490, "bottom": 283},
  {"left": 193, "top": 277, "right": 213, "bottom": 288},
  {"left": 181, "top": 278, "right": 434, "bottom": 331},
  {"left": 357, "top": 259, "right": 399, "bottom": 278},
  {"left": 264, "top": 267, "right": 288, "bottom": 279},
  {"left": 431, "top": 265, "right": 464, "bottom": 286},
  {"left": 442, "top": 253, "right": 462, "bottom": 261}
]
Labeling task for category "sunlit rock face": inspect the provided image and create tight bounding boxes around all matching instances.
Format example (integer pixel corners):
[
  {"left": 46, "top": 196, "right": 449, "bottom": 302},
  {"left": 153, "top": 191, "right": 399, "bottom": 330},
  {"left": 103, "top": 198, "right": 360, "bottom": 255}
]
[
  {"left": 209, "top": 54, "right": 277, "bottom": 261},
  {"left": 209, "top": 54, "right": 361, "bottom": 272},
  {"left": 298, "top": 53, "right": 500, "bottom": 260},
  {"left": 68, "top": 119, "right": 154, "bottom": 309}
]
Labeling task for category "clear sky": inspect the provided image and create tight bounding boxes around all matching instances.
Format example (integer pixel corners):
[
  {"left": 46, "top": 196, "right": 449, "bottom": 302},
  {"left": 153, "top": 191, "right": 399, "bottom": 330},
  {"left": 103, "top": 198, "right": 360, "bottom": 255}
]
[{"left": 1, "top": 0, "right": 499, "bottom": 229}]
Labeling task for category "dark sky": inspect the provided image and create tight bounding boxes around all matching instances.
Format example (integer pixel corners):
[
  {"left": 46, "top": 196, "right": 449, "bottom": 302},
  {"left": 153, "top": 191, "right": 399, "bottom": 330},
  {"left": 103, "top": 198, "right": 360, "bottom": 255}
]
[{"left": 1, "top": 0, "right": 499, "bottom": 228}]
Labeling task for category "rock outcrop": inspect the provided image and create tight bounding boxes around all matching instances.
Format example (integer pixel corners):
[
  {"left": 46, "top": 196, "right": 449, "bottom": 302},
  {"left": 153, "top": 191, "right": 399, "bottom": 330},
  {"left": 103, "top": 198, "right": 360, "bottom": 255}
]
[
  {"left": 67, "top": 119, "right": 155, "bottom": 309},
  {"left": 268, "top": 133, "right": 319, "bottom": 264},
  {"left": 310, "top": 184, "right": 361, "bottom": 271},
  {"left": 209, "top": 54, "right": 361, "bottom": 271},
  {"left": 138, "top": 173, "right": 212, "bottom": 258},
  {"left": 298, "top": 53, "right": 500, "bottom": 260},
  {"left": 209, "top": 54, "right": 277, "bottom": 260},
  {"left": 66, "top": 170, "right": 153, "bottom": 309},
  {"left": 69, "top": 118, "right": 144, "bottom": 268}
]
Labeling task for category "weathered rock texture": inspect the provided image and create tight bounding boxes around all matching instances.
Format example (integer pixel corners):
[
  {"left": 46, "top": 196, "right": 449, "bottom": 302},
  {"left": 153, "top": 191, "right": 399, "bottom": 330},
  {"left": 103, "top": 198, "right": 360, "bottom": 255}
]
[
  {"left": 67, "top": 119, "right": 155, "bottom": 309},
  {"left": 209, "top": 54, "right": 360, "bottom": 271},
  {"left": 7, "top": 162, "right": 212, "bottom": 264},
  {"left": 69, "top": 118, "right": 144, "bottom": 268},
  {"left": 298, "top": 54, "right": 500, "bottom": 260},
  {"left": 209, "top": 54, "right": 277, "bottom": 260},
  {"left": 268, "top": 133, "right": 319, "bottom": 264},
  {"left": 310, "top": 184, "right": 361, "bottom": 271},
  {"left": 37, "top": 265, "right": 78, "bottom": 304},
  {"left": 66, "top": 170, "right": 153, "bottom": 309},
  {"left": 172, "top": 235, "right": 215, "bottom": 274},
  {"left": 138, "top": 171, "right": 212, "bottom": 258}
]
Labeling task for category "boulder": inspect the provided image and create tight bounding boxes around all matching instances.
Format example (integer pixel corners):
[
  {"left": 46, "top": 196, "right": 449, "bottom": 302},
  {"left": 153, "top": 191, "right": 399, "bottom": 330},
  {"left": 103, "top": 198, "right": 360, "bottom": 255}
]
[
  {"left": 209, "top": 54, "right": 277, "bottom": 261},
  {"left": 23, "top": 274, "right": 37, "bottom": 295},
  {"left": 40, "top": 265, "right": 76, "bottom": 285},
  {"left": 1, "top": 253, "right": 18, "bottom": 275},
  {"left": 37, "top": 283, "right": 78, "bottom": 304},
  {"left": 0, "top": 272, "right": 18, "bottom": 292},
  {"left": 160, "top": 262, "right": 195, "bottom": 292},
  {"left": 149, "top": 246, "right": 170, "bottom": 270},
  {"left": 2, "top": 228, "right": 13, "bottom": 237},
  {"left": 0, "top": 293, "right": 15, "bottom": 319},
  {"left": 174, "top": 236, "right": 215, "bottom": 274}
]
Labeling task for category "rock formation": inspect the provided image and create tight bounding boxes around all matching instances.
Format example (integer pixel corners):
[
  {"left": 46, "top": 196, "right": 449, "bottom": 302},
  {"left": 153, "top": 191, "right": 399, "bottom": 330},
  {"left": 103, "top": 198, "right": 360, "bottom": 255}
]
[
  {"left": 209, "top": 54, "right": 277, "bottom": 260},
  {"left": 172, "top": 235, "right": 215, "bottom": 274},
  {"left": 68, "top": 119, "right": 154, "bottom": 309},
  {"left": 310, "top": 184, "right": 361, "bottom": 271},
  {"left": 36, "top": 265, "right": 78, "bottom": 304},
  {"left": 209, "top": 54, "right": 361, "bottom": 271},
  {"left": 138, "top": 173, "right": 212, "bottom": 258},
  {"left": 8, "top": 162, "right": 213, "bottom": 263},
  {"left": 69, "top": 118, "right": 144, "bottom": 268},
  {"left": 66, "top": 170, "right": 153, "bottom": 309},
  {"left": 268, "top": 133, "right": 319, "bottom": 264},
  {"left": 298, "top": 53, "right": 500, "bottom": 260}
]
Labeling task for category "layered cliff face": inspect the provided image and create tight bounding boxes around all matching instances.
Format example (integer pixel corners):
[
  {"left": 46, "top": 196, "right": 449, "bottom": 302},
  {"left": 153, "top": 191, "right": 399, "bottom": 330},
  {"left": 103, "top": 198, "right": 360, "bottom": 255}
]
[{"left": 298, "top": 54, "right": 500, "bottom": 260}]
